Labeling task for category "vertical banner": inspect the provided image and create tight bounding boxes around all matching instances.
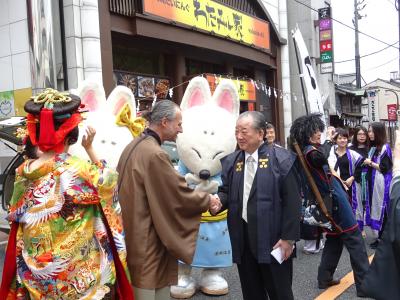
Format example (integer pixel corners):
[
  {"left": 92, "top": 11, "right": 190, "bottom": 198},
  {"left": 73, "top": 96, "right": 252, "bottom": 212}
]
[
  {"left": 292, "top": 27, "right": 324, "bottom": 115},
  {"left": 318, "top": 7, "right": 334, "bottom": 74},
  {"left": 387, "top": 104, "right": 397, "bottom": 121},
  {"left": 368, "top": 90, "right": 379, "bottom": 122}
]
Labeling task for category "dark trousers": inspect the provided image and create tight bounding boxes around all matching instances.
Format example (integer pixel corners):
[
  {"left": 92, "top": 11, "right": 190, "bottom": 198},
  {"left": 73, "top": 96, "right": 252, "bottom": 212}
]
[
  {"left": 318, "top": 228, "right": 369, "bottom": 292},
  {"left": 237, "top": 222, "right": 294, "bottom": 300}
]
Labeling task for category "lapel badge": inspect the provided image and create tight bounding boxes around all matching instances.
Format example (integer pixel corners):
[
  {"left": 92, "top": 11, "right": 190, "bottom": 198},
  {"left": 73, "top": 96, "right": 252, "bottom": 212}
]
[
  {"left": 259, "top": 158, "right": 269, "bottom": 169},
  {"left": 236, "top": 161, "right": 243, "bottom": 172}
]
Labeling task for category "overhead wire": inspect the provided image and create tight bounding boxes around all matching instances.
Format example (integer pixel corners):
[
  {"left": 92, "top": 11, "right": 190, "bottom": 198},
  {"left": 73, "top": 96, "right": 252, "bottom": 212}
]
[
  {"left": 335, "top": 41, "right": 399, "bottom": 63},
  {"left": 292, "top": 0, "right": 400, "bottom": 50},
  {"left": 363, "top": 57, "right": 398, "bottom": 71}
]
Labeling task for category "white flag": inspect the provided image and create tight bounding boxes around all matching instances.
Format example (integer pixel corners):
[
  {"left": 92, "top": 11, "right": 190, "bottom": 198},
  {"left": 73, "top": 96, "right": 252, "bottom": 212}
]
[{"left": 292, "top": 26, "right": 324, "bottom": 115}]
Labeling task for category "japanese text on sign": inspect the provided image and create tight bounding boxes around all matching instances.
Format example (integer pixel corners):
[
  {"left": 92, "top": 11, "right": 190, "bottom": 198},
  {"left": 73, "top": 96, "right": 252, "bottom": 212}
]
[{"left": 143, "top": 0, "right": 270, "bottom": 50}]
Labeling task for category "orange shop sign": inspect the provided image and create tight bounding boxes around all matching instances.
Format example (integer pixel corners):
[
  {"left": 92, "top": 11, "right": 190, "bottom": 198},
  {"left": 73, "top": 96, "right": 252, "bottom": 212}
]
[
  {"left": 143, "top": 0, "right": 270, "bottom": 50},
  {"left": 206, "top": 75, "right": 256, "bottom": 101}
]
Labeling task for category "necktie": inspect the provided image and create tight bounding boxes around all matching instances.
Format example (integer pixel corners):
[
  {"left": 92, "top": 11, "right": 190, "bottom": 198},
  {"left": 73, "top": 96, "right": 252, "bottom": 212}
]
[{"left": 243, "top": 155, "right": 256, "bottom": 222}]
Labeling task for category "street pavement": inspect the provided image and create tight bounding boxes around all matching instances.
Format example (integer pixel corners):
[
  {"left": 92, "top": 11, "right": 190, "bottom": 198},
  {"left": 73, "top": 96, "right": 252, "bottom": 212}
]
[{"left": 0, "top": 234, "right": 375, "bottom": 300}]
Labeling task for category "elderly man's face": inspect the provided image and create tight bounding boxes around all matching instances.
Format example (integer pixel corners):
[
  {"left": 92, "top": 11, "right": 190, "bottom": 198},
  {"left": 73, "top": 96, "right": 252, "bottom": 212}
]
[
  {"left": 235, "top": 116, "right": 264, "bottom": 153},
  {"left": 163, "top": 109, "right": 183, "bottom": 142}
]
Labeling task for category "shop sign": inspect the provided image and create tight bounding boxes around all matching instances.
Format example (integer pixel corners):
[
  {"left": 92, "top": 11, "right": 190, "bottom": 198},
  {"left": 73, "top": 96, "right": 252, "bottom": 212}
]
[
  {"left": 318, "top": 7, "right": 331, "bottom": 19},
  {"left": 387, "top": 104, "right": 397, "bottom": 121},
  {"left": 114, "top": 70, "right": 171, "bottom": 99},
  {"left": 321, "top": 51, "right": 333, "bottom": 63},
  {"left": 206, "top": 75, "right": 256, "bottom": 101},
  {"left": 368, "top": 90, "right": 379, "bottom": 122},
  {"left": 320, "top": 30, "right": 332, "bottom": 41},
  {"left": 0, "top": 91, "right": 15, "bottom": 117},
  {"left": 319, "top": 7, "right": 334, "bottom": 73},
  {"left": 319, "top": 19, "right": 332, "bottom": 31},
  {"left": 143, "top": 0, "right": 270, "bottom": 50},
  {"left": 320, "top": 62, "right": 333, "bottom": 73},
  {"left": 320, "top": 40, "right": 332, "bottom": 53}
]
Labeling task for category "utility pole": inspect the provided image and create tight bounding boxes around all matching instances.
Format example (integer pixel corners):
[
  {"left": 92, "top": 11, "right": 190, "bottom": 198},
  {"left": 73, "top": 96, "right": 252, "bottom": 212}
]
[{"left": 353, "top": 0, "right": 366, "bottom": 88}]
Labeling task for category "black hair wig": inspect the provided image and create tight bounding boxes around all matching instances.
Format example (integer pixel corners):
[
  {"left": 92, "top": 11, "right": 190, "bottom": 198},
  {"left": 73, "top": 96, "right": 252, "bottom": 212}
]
[{"left": 289, "top": 113, "right": 325, "bottom": 150}]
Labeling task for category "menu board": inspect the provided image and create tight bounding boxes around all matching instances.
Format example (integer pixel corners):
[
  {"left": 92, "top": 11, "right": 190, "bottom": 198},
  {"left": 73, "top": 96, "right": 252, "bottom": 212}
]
[{"left": 115, "top": 71, "right": 171, "bottom": 99}]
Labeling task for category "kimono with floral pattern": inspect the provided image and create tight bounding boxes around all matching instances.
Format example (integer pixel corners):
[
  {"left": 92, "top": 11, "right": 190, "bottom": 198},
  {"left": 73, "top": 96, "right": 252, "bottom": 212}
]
[{"left": 4, "top": 153, "right": 128, "bottom": 299}]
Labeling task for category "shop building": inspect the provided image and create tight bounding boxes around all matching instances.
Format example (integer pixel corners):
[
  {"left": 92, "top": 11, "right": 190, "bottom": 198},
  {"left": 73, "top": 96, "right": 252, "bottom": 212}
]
[{"left": 100, "top": 0, "right": 287, "bottom": 142}]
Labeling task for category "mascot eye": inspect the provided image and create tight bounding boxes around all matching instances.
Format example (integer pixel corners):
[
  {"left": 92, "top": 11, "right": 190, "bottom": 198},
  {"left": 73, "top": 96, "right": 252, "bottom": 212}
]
[
  {"left": 192, "top": 148, "right": 202, "bottom": 159},
  {"left": 111, "top": 141, "right": 117, "bottom": 145},
  {"left": 211, "top": 131, "right": 215, "bottom": 135},
  {"left": 203, "top": 130, "right": 207, "bottom": 135},
  {"left": 213, "top": 151, "right": 224, "bottom": 159},
  {"left": 101, "top": 140, "right": 106, "bottom": 144}
]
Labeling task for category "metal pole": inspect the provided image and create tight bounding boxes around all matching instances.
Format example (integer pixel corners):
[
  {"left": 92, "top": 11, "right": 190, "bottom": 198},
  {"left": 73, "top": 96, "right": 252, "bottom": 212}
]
[
  {"left": 354, "top": 0, "right": 362, "bottom": 88},
  {"left": 293, "top": 37, "right": 309, "bottom": 114}
]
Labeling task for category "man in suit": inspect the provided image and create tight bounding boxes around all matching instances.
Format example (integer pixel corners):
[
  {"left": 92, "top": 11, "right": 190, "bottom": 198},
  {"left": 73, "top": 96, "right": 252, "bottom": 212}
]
[{"left": 211, "top": 111, "right": 301, "bottom": 300}]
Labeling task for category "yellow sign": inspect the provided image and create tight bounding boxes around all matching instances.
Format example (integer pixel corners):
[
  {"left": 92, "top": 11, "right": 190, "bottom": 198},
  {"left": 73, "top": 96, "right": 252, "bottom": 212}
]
[
  {"left": 143, "top": 0, "right": 270, "bottom": 50},
  {"left": 206, "top": 75, "right": 256, "bottom": 101}
]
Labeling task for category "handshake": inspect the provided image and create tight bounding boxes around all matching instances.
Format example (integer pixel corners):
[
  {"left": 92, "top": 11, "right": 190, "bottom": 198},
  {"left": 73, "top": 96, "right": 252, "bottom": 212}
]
[{"left": 208, "top": 194, "right": 223, "bottom": 215}]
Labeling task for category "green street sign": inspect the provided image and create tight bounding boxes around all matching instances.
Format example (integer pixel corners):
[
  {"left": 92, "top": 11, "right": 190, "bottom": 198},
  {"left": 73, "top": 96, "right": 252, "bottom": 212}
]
[{"left": 321, "top": 51, "right": 333, "bottom": 63}]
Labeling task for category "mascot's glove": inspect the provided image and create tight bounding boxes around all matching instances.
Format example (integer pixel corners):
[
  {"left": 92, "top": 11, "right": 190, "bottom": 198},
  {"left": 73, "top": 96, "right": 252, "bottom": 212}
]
[
  {"left": 185, "top": 174, "right": 219, "bottom": 194},
  {"left": 196, "top": 180, "right": 219, "bottom": 194}
]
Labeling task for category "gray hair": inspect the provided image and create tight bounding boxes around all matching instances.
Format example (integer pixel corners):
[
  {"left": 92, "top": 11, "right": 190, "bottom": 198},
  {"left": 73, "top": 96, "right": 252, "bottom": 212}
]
[
  {"left": 149, "top": 100, "right": 180, "bottom": 125},
  {"left": 238, "top": 111, "right": 267, "bottom": 133}
]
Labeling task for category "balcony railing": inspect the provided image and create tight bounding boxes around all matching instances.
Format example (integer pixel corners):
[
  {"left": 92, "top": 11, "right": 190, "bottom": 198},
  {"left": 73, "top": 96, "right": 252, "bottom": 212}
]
[{"left": 109, "top": 0, "right": 141, "bottom": 17}]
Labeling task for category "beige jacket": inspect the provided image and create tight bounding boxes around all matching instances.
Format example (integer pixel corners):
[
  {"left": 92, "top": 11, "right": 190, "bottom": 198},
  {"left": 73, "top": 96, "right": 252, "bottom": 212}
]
[{"left": 117, "top": 136, "right": 209, "bottom": 289}]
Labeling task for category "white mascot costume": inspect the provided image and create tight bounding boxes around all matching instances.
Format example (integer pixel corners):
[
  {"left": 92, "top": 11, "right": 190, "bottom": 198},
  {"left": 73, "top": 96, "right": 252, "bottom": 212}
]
[
  {"left": 69, "top": 79, "right": 145, "bottom": 168},
  {"left": 171, "top": 76, "right": 239, "bottom": 298}
]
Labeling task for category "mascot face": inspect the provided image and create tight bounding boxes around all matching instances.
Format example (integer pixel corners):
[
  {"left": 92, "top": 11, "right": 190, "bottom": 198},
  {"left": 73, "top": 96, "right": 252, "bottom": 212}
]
[
  {"left": 69, "top": 80, "right": 139, "bottom": 168},
  {"left": 176, "top": 77, "right": 240, "bottom": 178}
]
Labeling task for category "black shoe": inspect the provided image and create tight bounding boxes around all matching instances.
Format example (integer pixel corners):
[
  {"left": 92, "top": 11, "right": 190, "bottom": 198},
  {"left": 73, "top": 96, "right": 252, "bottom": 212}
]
[
  {"left": 369, "top": 239, "right": 380, "bottom": 249},
  {"left": 318, "top": 279, "right": 340, "bottom": 289}
]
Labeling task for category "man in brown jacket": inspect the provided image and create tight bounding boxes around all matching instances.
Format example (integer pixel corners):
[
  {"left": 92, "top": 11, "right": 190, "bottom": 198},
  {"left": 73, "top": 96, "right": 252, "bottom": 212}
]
[{"left": 117, "top": 100, "right": 219, "bottom": 300}]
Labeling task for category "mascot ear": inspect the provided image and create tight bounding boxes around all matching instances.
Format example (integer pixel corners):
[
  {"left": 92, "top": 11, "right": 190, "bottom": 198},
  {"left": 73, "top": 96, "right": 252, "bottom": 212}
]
[
  {"left": 180, "top": 76, "right": 212, "bottom": 111},
  {"left": 212, "top": 79, "right": 240, "bottom": 117},
  {"left": 107, "top": 85, "right": 136, "bottom": 117},
  {"left": 77, "top": 79, "right": 106, "bottom": 112}
]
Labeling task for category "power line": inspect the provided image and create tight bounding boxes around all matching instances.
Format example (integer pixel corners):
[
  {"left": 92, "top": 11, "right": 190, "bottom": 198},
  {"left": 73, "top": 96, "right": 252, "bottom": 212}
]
[
  {"left": 292, "top": 0, "right": 400, "bottom": 50},
  {"left": 364, "top": 57, "right": 398, "bottom": 71},
  {"left": 335, "top": 41, "right": 399, "bottom": 63}
]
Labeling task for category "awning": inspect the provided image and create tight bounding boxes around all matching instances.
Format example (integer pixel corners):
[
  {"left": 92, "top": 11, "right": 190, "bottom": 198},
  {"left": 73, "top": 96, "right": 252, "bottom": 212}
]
[
  {"left": 341, "top": 112, "right": 364, "bottom": 118},
  {"left": 336, "top": 86, "right": 367, "bottom": 97}
]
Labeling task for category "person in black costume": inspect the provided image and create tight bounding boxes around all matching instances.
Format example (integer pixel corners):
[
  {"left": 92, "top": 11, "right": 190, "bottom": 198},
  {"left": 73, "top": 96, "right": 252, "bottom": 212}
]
[
  {"left": 360, "top": 129, "right": 400, "bottom": 299},
  {"left": 212, "top": 111, "right": 302, "bottom": 300},
  {"left": 364, "top": 122, "right": 393, "bottom": 249},
  {"left": 350, "top": 126, "right": 369, "bottom": 158},
  {"left": 289, "top": 114, "right": 369, "bottom": 298}
]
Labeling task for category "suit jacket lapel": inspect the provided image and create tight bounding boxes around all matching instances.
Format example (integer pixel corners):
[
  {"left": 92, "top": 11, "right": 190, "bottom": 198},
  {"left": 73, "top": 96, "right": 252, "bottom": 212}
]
[{"left": 231, "top": 151, "right": 245, "bottom": 206}]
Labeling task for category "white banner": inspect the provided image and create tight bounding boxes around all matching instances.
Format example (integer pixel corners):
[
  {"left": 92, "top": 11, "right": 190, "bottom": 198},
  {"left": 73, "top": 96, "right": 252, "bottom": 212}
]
[
  {"left": 292, "top": 27, "right": 324, "bottom": 115},
  {"left": 368, "top": 90, "right": 379, "bottom": 122}
]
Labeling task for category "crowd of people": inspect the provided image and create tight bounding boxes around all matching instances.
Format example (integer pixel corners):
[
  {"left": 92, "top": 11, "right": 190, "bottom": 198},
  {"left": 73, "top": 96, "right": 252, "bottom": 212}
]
[{"left": 0, "top": 88, "right": 399, "bottom": 300}]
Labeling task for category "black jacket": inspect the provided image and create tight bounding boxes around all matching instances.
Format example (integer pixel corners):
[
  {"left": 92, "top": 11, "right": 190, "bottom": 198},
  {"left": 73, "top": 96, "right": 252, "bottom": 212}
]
[
  {"left": 360, "top": 175, "right": 400, "bottom": 299},
  {"left": 218, "top": 143, "right": 301, "bottom": 264}
]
